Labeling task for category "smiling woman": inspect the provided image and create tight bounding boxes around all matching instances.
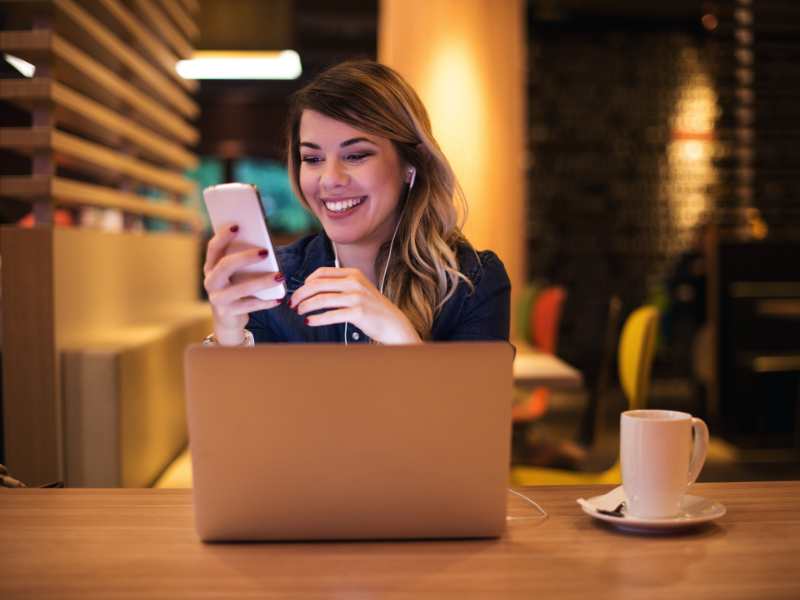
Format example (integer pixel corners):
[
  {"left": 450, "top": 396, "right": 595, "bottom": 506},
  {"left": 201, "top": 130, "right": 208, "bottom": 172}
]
[
  {"left": 202, "top": 60, "right": 510, "bottom": 345},
  {"left": 297, "top": 113, "right": 403, "bottom": 250}
]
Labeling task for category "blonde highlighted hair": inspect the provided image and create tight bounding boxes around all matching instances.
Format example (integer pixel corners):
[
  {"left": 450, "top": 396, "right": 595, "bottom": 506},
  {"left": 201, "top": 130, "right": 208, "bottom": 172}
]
[{"left": 286, "top": 60, "right": 472, "bottom": 339}]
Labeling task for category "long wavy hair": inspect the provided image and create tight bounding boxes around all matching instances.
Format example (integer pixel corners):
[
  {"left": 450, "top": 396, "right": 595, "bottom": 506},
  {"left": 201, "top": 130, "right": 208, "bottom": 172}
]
[{"left": 286, "top": 60, "right": 472, "bottom": 339}]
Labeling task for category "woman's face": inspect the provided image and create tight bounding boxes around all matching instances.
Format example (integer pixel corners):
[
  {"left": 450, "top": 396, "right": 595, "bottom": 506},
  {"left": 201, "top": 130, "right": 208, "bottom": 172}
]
[{"left": 298, "top": 110, "right": 405, "bottom": 248}]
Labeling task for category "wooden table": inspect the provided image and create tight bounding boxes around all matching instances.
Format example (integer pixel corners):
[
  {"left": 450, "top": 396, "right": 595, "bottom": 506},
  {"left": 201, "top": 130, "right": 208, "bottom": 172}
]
[
  {"left": 513, "top": 348, "right": 584, "bottom": 389},
  {"left": 2, "top": 482, "right": 799, "bottom": 599}
]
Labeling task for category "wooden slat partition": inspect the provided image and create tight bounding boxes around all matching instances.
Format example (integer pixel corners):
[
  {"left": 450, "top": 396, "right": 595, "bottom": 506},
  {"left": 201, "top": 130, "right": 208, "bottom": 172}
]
[
  {"left": 0, "top": 78, "right": 197, "bottom": 170},
  {"left": 161, "top": 0, "right": 200, "bottom": 41},
  {"left": 55, "top": 0, "right": 199, "bottom": 118},
  {"left": 0, "top": 30, "right": 198, "bottom": 144},
  {"left": 0, "top": 176, "right": 202, "bottom": 227},
  {"left": 0, "top": 1, "right": 206, "bottom": 486},
  {"left": 178, "top": 0, "right": 201, "bottom": 17},
  {"left": 0, "top": 126, "right": 194, "bottom": 193},
  {"left": 133, "top": 0, "right": 193, "bottom": 59},
  {"left": 0, "top": 128, "right": 196, "bottom": 195},
  {"left": 96, "top": 0, "right": 198, "bottom": 93}
]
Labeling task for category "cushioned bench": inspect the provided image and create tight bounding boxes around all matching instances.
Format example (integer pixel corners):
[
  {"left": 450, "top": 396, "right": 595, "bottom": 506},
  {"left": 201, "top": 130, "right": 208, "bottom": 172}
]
[{"left": 62, "top": 305, "right": 211, "bottom": 487}]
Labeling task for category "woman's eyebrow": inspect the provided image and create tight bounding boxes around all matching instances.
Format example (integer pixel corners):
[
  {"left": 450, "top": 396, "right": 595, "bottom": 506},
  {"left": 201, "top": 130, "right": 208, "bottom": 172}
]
[
  {"left": 340, "top": 137, "right": 377, "bottom": 148},
  {"left": 299, "top": 137, "right": 378, "bottom": 150}
]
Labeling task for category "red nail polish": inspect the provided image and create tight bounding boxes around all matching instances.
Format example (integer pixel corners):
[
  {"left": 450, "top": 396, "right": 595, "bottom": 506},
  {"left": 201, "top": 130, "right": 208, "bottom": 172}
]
[
  {"left": 304, "top": 317, "right": 310, "bottom": 325},
  {"left": 258, "top": 249, "right": 269, "bottom": 257},
  {"left": 275, "top": 272, "right": 285, "bottom": 282},
  {"left": 230, "top": 225, "right": 239, "bottom": 233}
]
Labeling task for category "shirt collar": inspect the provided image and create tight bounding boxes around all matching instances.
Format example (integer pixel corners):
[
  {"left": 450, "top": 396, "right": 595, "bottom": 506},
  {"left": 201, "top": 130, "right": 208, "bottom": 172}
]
[{"left": 289, "top": 231, "right": 336, "bottom": 287}]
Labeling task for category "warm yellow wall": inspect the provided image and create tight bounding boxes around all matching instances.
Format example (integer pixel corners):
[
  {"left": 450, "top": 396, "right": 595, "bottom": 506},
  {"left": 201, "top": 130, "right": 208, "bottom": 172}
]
[{"left": 379, "top": 0, "right": 527, "bottom": 331}]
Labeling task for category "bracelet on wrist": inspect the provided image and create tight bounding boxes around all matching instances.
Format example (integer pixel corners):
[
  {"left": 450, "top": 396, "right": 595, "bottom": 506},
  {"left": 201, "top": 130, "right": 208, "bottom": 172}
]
[{"left": 203, "top": 330, "right": 255, "bottom": 347}]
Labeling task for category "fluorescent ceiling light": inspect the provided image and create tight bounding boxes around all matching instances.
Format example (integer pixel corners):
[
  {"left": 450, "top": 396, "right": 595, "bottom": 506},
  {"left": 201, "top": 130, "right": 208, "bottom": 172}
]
[
  {"left": 176, "top": 50, "right": 302, "bottom": 80},
  {"left": 4, "top": 53, "right": 36, "bottom": 78}
]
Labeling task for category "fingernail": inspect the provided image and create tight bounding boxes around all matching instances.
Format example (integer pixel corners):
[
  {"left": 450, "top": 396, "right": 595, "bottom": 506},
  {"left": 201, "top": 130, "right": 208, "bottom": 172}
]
[
  {"left": 258, "top": 249, "right": 269, "bottom": 257},
  {"left": 304, "top": 317, "right": 310, "bottom": 325},
  {"left": 275, "top": 272, "right": 285, "bottom": 282},
  {"left": 230, "top": 225, "right": 239, "bottom": 233}
]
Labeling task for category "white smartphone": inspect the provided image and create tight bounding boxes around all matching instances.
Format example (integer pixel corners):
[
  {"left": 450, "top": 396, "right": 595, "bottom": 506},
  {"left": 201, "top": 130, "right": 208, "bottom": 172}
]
[{"left": 203, "top": 182, "right": 286, "bottom": 301}]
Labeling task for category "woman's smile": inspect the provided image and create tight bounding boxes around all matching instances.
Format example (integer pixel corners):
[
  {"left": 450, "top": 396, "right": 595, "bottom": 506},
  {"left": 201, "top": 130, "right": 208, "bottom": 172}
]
[{"left": 321, "top": 195, "right": 367, "bottom": 217}]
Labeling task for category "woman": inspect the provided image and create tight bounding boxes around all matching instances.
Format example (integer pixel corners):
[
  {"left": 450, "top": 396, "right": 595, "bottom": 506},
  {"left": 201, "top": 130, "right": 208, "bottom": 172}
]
[{"left": 204, "top": 61, "right": 510, "bottom": 345}]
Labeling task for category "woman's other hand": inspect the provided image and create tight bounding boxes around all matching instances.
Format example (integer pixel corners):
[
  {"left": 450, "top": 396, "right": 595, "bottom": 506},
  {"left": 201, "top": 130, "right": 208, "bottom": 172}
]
[
  {"left": 289, "top": 267, "right": 421, "bottom": 345},
  {"left": 203, "top": 224, "right": 284, "bottom": 345}
]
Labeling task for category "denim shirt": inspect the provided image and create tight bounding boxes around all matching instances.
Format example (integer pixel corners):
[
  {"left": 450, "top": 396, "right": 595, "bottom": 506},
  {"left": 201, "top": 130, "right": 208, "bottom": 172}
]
[{"left": 247, "top": 232, "right": 511, "bottom": 343}]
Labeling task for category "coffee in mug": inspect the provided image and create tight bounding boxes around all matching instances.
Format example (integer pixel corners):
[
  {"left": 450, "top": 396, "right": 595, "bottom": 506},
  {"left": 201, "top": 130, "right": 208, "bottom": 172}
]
[{"left": 620, "top": 410, "right": 709, "bottom": 518}]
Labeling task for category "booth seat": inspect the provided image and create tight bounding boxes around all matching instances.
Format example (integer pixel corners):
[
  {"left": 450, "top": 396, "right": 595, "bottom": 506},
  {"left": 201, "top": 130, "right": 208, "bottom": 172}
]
[{"left": 62, "top": 304, "right": 212, "bottom": 488}]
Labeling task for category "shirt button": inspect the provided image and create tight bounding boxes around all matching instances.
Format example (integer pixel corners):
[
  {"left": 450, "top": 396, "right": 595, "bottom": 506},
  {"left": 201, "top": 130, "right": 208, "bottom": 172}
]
[{"left": 352, "top": 331, "right": 360, "bottom": 341}]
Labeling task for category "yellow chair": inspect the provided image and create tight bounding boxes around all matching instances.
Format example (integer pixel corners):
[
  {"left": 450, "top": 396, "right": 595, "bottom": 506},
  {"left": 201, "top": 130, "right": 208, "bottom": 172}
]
[{"left": 510, "top": 305, "right": 659, "bottom": 486}]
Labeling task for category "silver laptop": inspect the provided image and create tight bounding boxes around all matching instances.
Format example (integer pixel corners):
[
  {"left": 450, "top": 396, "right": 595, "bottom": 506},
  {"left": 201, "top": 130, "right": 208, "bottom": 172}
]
[{"left": 184, "top": 342, "right": 513, "bottom": 542}]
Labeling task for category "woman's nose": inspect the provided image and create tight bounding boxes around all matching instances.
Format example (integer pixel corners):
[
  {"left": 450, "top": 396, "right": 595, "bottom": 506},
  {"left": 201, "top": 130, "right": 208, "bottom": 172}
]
[{"left": 320, "top": 160, "right": 348, "bottom": 190}]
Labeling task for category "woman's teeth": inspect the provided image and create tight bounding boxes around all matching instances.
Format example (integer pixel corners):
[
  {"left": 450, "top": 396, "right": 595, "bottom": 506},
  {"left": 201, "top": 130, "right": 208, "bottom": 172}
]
[{"left": 324, "top": 197, "right": 365, "bottom": 213}]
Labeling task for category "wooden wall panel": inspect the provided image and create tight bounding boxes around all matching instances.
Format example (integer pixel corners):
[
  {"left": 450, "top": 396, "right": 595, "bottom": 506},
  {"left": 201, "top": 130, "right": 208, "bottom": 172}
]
[{"left": 1, "top": 227, "right": 61, "bottom": 485}]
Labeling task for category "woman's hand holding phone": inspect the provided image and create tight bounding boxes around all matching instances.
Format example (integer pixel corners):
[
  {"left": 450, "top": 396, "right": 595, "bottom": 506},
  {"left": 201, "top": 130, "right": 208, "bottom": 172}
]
[
  {"left": 289, "top": 267, "right": 422, "bottom": 345},
  {"left": 204, "top": 224, "right": 284, "bottom": 345}
]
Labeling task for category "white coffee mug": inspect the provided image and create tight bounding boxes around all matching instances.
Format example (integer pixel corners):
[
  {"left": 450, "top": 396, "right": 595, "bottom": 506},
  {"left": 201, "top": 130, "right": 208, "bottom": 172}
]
[{"left": 621, "top": 410, "right": 709, "bottom": 518}]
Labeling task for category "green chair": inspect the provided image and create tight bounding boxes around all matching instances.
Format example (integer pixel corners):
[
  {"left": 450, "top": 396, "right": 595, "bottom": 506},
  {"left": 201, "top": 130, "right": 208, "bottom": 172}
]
[{"left": 515, "top": 283, "right": 539, "bottom": 345}]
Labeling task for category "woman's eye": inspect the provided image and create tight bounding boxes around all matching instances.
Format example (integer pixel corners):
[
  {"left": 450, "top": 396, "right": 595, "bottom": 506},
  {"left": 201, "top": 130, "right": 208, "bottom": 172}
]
[
  {"left": 345, "top": 152, "right": 371, "bottom": 162},
  {"left": 300, "top": 155, "right": 322, "bottom": 164}
]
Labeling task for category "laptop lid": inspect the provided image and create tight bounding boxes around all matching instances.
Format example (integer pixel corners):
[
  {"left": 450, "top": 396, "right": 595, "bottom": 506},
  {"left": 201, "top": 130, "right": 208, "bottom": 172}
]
[{"left": 185, "top": 342, "right": 513, "bottom": 541}]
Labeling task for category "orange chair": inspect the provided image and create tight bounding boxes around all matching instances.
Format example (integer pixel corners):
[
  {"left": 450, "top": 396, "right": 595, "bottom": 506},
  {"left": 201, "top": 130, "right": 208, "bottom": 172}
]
[
  {"left": 531, "top": 286, "right": 567, "bottom": 354},
  {"left": 512, "top": 286, "right": 568, "bottom": 423}
]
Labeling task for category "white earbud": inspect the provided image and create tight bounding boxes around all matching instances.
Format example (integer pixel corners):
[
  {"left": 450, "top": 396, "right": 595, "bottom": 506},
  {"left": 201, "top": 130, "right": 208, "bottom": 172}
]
[{"left": 407, "top": 167, "right": 416, "bottom": 190}]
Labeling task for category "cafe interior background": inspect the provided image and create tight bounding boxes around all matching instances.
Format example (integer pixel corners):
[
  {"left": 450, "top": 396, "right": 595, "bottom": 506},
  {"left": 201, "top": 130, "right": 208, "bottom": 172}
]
[{"left": 0, "top": 0, "right": 798, "bottom": 489}]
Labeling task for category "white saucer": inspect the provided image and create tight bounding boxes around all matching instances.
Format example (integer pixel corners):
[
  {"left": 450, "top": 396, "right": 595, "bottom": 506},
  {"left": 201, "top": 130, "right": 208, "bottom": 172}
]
[{"left": 577, "top": 486, "right": 726, "bottom": 533}]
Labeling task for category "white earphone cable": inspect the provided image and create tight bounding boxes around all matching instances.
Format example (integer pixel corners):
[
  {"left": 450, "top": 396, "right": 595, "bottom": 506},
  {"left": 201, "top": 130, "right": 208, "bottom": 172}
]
[
  {"left": 334, "top": 168, "right": 414, "bottom": 345},
  {"left": 506, "top": 488, "right": 548, "bottom": 522}
]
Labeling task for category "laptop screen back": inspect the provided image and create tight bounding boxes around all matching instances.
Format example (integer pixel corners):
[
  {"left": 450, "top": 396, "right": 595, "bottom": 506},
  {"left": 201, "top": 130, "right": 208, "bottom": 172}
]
[{"left": 185, "top": 342, "right": 513, "bottom": 541}]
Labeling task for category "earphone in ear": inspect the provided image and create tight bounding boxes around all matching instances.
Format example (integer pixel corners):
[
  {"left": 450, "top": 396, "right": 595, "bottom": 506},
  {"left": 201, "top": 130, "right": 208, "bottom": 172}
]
[{"left": 406, "top": 167, "right": 416, "bottom": 190}]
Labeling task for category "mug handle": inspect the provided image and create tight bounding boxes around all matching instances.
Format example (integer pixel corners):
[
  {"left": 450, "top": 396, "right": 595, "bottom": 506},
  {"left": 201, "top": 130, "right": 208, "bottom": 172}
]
[{"left": 687, "top": 417, "right": 709, "bottom": 485}]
